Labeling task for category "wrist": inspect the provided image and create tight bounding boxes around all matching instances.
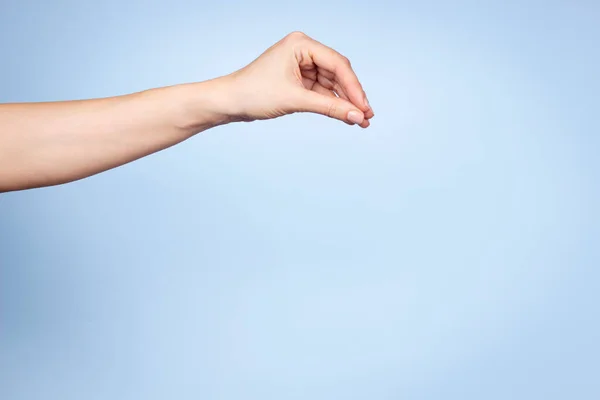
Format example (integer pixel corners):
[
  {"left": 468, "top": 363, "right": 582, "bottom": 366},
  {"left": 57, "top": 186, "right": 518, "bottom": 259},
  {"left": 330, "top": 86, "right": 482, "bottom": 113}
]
[{"left": 172, "top": 76, "right": 240, "bottom": 133}]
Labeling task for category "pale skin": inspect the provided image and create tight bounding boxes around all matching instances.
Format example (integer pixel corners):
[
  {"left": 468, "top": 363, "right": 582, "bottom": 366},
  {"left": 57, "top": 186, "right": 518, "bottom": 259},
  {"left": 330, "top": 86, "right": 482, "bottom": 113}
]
[{"left": 0, "top": 32, "right": 374, "bottom": 193}]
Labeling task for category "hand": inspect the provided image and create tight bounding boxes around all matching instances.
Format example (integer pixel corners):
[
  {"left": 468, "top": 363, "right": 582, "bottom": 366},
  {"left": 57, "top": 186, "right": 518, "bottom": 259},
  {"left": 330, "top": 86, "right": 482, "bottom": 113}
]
[
  {"left": 0, "top": 32, "right": 374, "bottom": 192},
  {"left": 222, "top": 31, "right": 374, "bottom": 128}
]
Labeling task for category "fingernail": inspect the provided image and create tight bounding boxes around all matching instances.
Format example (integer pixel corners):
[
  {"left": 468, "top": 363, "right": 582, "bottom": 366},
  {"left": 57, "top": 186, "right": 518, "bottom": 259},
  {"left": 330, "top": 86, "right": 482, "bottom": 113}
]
[{"left": 347, "top": 110, "right": 364, "bottom": 124}]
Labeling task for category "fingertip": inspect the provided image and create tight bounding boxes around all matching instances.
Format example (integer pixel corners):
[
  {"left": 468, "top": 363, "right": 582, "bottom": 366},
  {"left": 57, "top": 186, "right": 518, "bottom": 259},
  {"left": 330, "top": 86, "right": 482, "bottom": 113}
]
[{"left": 363, "top": 93, "right": 374, "bottom": 116}]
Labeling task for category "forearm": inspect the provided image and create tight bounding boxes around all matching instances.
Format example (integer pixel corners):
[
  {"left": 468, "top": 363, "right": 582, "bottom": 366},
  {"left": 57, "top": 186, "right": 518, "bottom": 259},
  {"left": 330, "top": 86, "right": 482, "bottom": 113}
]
[{"left": 0, "top": 77, "right": 232, "bottom": 192}]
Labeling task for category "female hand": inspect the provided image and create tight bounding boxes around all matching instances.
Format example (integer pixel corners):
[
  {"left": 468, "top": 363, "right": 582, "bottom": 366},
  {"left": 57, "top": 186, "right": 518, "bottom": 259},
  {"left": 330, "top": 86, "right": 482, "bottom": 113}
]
[
  {"left": 0, "top": 32, "right": 374, "bottom": 192},
  {"left": 223, "top": 31, "right": 374, "bottom": 128}
]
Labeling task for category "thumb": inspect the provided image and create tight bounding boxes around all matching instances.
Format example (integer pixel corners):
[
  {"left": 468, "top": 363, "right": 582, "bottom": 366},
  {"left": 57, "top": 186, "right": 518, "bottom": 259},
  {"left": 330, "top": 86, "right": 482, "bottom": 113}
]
[{"left": 294, "top": 89, "right": 366, "bottom": 126}]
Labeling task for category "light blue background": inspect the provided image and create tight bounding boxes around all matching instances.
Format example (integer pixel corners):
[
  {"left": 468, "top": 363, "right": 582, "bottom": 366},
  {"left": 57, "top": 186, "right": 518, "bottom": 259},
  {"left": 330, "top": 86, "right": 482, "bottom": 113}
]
[{"left": 1, "top": 1, "right": 599, "bottom": 399}]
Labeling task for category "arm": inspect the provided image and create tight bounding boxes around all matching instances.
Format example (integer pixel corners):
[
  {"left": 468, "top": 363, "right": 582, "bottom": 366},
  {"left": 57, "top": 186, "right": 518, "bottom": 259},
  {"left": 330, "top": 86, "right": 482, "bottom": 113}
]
[
  {"left": 0, "top": 80, "right": 234, "bottom": 191},
  {"left": 0, "top": 32, "right": 374, "bottom": 192}
]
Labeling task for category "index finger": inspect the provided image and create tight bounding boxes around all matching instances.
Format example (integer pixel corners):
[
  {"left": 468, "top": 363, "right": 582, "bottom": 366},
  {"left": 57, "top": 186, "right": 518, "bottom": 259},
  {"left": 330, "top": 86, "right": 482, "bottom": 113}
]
[{"left": 300, "top": 37, "right": 371, "bottom": 114}]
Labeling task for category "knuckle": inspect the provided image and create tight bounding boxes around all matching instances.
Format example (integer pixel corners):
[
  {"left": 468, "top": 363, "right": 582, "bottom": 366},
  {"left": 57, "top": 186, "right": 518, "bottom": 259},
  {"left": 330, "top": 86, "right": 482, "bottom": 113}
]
[
  {"left": 326, "top": 102, "right": 337, "bottom": 118},
  {"left": 341, "top": 56, "right": 351, "bottom": 66},
  {"left": 287, "top": 31, "right": 307, "bottom": 41}
]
